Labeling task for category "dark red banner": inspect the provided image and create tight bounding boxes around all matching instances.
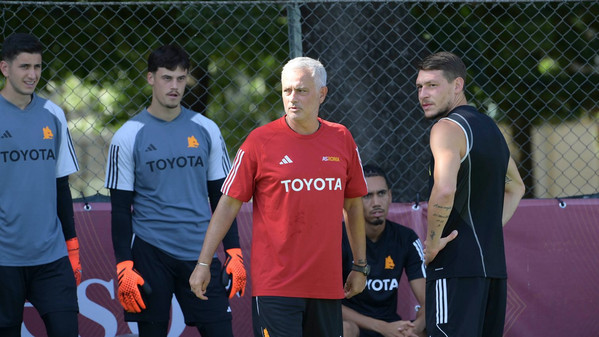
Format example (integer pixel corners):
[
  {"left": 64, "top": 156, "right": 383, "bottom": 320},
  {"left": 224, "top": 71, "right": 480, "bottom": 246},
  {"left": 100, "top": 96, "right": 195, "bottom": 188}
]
[{"left": 22, "top": 199, "right": 599, "bottom": 336}]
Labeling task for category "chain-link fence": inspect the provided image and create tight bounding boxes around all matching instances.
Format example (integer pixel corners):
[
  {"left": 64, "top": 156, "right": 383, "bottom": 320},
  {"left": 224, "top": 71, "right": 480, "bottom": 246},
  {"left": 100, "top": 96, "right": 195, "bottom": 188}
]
[{"left": 1, "top": 1, "right": 597, "bottom": 202}]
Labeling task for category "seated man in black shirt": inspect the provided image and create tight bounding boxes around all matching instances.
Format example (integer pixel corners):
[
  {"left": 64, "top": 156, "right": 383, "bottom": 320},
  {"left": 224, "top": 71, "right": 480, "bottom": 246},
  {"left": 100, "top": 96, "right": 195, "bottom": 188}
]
[{"left": 342, "top": 165, "right": 426, "bottom": 337}]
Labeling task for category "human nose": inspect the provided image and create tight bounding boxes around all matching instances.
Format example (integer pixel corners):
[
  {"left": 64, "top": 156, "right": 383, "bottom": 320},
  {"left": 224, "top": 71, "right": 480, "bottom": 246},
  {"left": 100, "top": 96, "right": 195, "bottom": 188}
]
[
  {"left": 371, "top": 195, "right": 383, "bottom": 207},
  {"left": 26, "top": 68, "right": 37, "bottom": 79},
  {"left": 365, "top": 195, "right": 380, "bottom": 208},
  {"left": 418, "top": 87, "right": 429, "bottom": 100},
  {"left": 288, "top": 89, "right": 299, "bottom": 102}
]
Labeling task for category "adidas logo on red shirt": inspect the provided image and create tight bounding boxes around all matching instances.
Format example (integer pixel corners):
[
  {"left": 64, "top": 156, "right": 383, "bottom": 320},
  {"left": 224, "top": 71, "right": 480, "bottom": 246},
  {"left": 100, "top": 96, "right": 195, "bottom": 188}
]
[{"left": 279, "top": 155, "right": 293, "bottom": 165}]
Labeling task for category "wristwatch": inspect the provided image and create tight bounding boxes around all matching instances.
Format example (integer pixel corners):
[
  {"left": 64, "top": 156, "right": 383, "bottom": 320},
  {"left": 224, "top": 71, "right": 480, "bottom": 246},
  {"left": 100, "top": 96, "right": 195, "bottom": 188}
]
[{"left": 351, "top": 263, "right": 370, "bottom": 276}]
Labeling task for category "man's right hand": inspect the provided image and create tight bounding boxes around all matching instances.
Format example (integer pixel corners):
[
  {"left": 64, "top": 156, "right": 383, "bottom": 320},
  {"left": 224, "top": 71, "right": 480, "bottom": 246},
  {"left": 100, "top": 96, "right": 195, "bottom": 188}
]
[
  {"left": 116, "top": 260, "right": 149, "bottom": 313},
  {"left": 190, "top": 262, "right": 212, "bottom": 300},
  {"left": 424, "top": 230, "right": 458, "bottom": 265}
]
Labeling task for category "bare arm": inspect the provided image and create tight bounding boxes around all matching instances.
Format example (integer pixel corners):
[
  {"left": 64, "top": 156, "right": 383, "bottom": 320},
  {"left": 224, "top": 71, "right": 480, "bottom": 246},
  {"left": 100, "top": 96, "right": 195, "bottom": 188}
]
[
  {"left": 425, "top": 120, "right": 462, "bottom": 265},
  {"left": 344, "top": 197, "right": 367, "bottom": 266},
  {"left": 190, "top": 195, "right": 243, "bottom": 299},
  {"left": 502, "top": 156, "right": 525, "bottom": 226},
  {"left": 343, "top": 305, "right": 407, "bottom": 337},
  {"left": 342, "top": 304, "right": 384, "bottom": 332},
  {"left": 343, "top": 197, "right": 367, "bottom": 299},
  {"left": 207, "top": 179, "right": 241, "bottom": 250},
  {"left": 343, "top": 301, "right": 422, "bottom": 337}
]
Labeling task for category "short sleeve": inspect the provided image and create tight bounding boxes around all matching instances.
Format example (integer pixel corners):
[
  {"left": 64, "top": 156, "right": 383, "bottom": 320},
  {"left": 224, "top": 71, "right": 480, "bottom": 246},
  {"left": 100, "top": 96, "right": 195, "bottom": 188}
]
[
  {"left": 343, "top": 130, "right": 367, "bottom": 199},
  {"left": 43, "top": 100, "right": 79, "bottom": 177},
  {"left": 221, "top": 134, "right": 258, "bottom": 202},
  {"left": 191, "top": 114, "right": 232, "bottom": 181},
  {"left": 405, "top": 230, "right": 426, "bottom": 280},
  {"left": 105, "top": 121, "right": 143, "bottom": 191}
]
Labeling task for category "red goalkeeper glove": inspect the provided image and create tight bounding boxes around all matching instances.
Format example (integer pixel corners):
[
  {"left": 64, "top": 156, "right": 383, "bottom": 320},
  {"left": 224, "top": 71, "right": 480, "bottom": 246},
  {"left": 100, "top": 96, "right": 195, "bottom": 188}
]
[
  {"left": 66, "top": 237, "right": 82, "bottom": 286},
  {"left": 222, "top": 248, "right": 246, "bottom": 298},
  {"left": 116, "top": 260, "right": 151, "bottom": 313}
]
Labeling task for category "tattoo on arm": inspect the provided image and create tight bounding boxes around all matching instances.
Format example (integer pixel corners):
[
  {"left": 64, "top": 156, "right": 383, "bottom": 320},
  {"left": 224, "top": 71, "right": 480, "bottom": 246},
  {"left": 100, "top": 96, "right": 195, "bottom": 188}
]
[
  {"left": 430, "top": 204, "right": 451, "bottom": 240},
  {"left": 432, "top": 212, "right": 449, "bottom": 228},
  {"left": 432, "top": 212, "right": 449, "bottom": 219},
  {"left": 505, "top": 176, "right": 512, "bottom": 184},
  {"left": 355, "top": 259, "right": 367, "bottom": 265},
  {"left": 432, "top": 203, "right": 452, "bottom": 211}
]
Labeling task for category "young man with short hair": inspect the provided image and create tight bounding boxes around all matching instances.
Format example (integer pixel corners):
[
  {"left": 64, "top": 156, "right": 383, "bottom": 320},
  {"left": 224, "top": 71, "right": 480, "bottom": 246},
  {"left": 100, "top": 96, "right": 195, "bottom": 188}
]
[
  {"left": 342, "top": 164, "right": 426, "bottom": 337},
  {"left": 416, "top": 51, "right": 525, "bottom": 337},
  {"left": 105, "top": 44, "right": 245, "bottom": 337},
  {"left": 0, "top": 32, "right": 81, "bottom": 337}
]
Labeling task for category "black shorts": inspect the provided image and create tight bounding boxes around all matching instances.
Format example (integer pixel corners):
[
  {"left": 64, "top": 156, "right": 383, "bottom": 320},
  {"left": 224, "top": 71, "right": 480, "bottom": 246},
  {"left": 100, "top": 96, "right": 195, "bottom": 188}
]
[
  {"left": 252, "top": 296, "right": 342, "bottom": 337},
  {"left": 0, "top": 256, "right": 78, "bottom": 327},
  {"left": 426, "top": 277, "right": 507, "bottom": 337},
  {"left": 126, "top": 237, "right": 232, "bottom": 328}
]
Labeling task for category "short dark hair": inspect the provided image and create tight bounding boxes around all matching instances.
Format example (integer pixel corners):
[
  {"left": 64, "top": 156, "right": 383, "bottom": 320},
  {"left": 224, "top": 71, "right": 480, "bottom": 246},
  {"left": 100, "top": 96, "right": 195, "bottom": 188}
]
[
  {"left": 147, "top": 44, "right": 190, "bottom": 73},
  {"left": 362, "top": 164, "right": 390, "bottom": 188},
  {"left": 1, "top": 33, "right": 43, "bottom": 62},
  {"left": 417, "top": 51, "right": 467, "bottom": 84}
]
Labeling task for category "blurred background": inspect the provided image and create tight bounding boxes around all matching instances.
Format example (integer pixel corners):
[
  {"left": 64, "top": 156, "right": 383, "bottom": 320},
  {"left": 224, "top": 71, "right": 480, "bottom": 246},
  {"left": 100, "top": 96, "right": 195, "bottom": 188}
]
[{"left": 1, "top": 0, "right": 597, "bottom": 202}]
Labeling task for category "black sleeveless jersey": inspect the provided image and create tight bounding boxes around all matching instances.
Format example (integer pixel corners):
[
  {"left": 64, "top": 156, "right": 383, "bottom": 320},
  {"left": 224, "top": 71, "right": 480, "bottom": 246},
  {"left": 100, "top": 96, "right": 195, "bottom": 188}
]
[{"left": 427, "top": 105, "right": 510, "bottom": 280}]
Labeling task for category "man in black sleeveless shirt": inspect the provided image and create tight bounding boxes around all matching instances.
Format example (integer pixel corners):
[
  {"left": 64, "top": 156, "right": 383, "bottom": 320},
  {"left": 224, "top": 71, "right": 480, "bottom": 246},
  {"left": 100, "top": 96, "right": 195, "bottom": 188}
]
[{"left": 416, "top": 52, "right": 525, "bottom": 337}]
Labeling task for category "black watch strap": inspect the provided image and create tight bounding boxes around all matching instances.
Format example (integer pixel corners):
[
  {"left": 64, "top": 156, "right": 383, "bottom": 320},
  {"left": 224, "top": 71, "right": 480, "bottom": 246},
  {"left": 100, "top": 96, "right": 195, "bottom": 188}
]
[{"left": 351, "top": 263, "right": 370, "bottom": 276}]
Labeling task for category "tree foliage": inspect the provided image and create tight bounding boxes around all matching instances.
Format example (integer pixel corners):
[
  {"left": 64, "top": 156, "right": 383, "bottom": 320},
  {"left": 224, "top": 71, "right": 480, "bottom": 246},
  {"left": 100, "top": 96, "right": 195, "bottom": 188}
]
[
  {"left": 410, "top": 2, "right": 599, "bottom": 197},
  {"left": 1, "top": 2, "right": 289, "bottom": 148}
]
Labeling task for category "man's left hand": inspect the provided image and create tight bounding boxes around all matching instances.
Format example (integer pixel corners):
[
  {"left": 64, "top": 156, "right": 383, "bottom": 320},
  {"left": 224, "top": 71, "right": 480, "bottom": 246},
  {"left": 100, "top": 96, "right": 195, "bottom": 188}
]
[
  {"left": 343, "top": 271, "right": 366, "bottom": 299},
  {"left": 223, "top": 248, "right": 247, "bottom": 298},
  {"left": 395, "top": 320, "right": 426, "bottom": 337}
]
